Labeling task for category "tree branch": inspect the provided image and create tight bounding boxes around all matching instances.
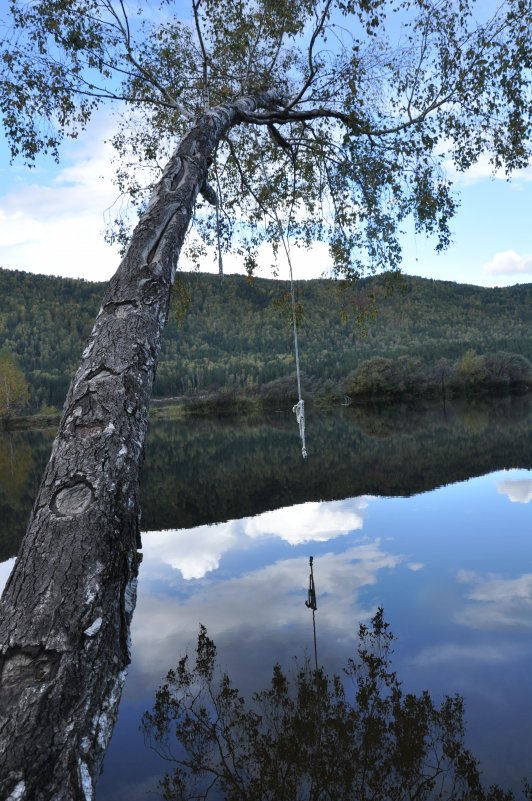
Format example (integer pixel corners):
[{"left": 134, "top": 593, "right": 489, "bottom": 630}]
[
  {"left": 192, "top": 0, "right": 210, "bottom": 109},
  {"left": 285, "top": 0, "right": 334, "bottom": 112},
  {"left": 101, "top": 0, "right": 193, "bottom": 117},
  {"left": 238, "top": 93, "right": 457, "bottom": 138}
]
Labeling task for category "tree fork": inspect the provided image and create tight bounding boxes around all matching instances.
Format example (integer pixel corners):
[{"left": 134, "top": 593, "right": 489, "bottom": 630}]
[{"left": 0, "top": 90, "right": 281, "bottom": 801}]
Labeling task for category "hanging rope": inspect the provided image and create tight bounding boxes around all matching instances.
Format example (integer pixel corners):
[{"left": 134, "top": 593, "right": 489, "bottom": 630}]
[
  {"left": 234, "top": 133, "right": 307, "bottom": 458},
  {"left": 282, "top": 235, "right": 307, "bottom": 460},
  {"left": 282, "top": 140, "right": 308, "bottom": 460},
  {"left": 214, "top": 155, "right": 224, "bottom": 281}
]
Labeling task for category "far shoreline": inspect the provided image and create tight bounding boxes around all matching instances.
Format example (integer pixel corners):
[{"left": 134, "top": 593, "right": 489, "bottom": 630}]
[{"left": 3, "top": 382, "right": 531, "bottom": 431}]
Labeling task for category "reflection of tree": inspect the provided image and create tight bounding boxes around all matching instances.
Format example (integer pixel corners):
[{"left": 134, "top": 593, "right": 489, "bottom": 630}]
[
  {"left": 138, "top": 396, "right": 532, "bottom": 532},
  {"left": 3, "top": 398, "right": 532, "bottom": 560},
  {"left": 143, "top": 611, "right": 517, "bottom": 801},
  {"left": 0, "top": 430, "right": 54, "bottom": 560},
  {"left": 455, "top": 406, "right": 489, "bottom": 435},
  {"left": 0, "top": 435, "right": 33, "bottom": 503}
]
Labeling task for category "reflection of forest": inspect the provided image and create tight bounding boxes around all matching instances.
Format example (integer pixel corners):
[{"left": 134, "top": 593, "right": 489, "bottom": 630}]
[
  {"left": 0, "top": 429, "right": 55, "bottom": 561},
  {"left": 141, "top": 394, "right": 532, "bottom": 531},
  {"left": 1, "top": 395, "right": 531, "bottom": 561}
]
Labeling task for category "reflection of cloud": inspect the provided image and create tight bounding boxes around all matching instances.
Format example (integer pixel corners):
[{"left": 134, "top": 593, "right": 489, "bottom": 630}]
[
  {"left": 244, "top": 499, "right": 368, "bottom": 544},
  {"left": 144, "top": 524, "right": 241, "bottom": 580},
  {"left": 483, "top": 250, "right": 532, "bottom": 277},
  {"left": 456, "top": 570, "right": 532, "bottom": 629},
  {"left": 0, "top": 558, "right": 15, "bottom": 595},
  {"left": 142, "top": 498, "right": 369, "bottom": 580},
  {"left": 497, "top": 479, "right": 532, "bottom": 504},
  {"left": 132, "top": 541, "right": 403, "bottom": 678}
]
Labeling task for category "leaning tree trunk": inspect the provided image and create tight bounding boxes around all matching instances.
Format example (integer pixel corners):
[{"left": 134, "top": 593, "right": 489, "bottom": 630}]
[{"left": 0, "top": 91, "right": 279, "bottom": 801}]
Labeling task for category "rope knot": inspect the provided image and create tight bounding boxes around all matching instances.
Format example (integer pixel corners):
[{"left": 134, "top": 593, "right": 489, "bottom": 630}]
[{"left": 293, "top": 399, "right": 307, "bottom": 459}]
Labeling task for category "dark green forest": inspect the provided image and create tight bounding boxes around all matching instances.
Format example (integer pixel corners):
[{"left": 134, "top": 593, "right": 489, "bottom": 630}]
[{"left": 0, "top": 267, "right": 531, "bottom": 409}]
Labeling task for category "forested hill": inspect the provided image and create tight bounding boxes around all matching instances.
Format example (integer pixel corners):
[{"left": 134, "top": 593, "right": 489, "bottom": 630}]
[{"left": 1, "top": 266, "right": 531, "bottom": 408}]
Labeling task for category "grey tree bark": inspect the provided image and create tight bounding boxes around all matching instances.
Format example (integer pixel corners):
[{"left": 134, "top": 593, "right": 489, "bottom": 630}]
[{"left": 0, "top": 91, "right": 279, "bottom": 801}]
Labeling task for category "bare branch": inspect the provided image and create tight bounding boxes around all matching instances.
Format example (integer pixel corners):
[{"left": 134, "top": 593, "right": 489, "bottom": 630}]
[
  {"left": 285, "top": 0, "right": 334, "bottom": 112},
  {"left": 192, "top": 0, "right": 210, "bottom": 109},
  {"left": 101, "top": 0, "right": 193, "bottom": 117}
]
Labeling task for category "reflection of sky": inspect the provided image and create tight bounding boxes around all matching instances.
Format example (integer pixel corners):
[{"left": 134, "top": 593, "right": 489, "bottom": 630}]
[
  {"left": 96, "top": 468, "right": 532, "bottom": 799},
  {"left": 0, "top": 557, "right": 15, "bottom": 593},
  {"left": 141, "top": 497, "right": 369, "bottom": 580},
  {"left": 2, "top": 470, "right": 531, "bottom": 800},
  {"left": 132, "top": 539, "right": 402, "bottom": 679}
]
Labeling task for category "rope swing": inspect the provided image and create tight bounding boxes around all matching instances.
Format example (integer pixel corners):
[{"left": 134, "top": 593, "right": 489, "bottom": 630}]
[
  {"left": 274, "top": 132, "right": 308, "bottom": 461},
  {"left": 212, "top": 131, "right": 308, "bottom": 458},
  {"left": 214, "top": 156, "right": 224, "bottom": 281},
  {"left": 283, "top": 236, "right": 307, "bottom": 460}
]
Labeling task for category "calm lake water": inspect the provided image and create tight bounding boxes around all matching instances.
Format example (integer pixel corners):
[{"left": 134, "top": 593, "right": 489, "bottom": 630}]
[{"left": 1, "top": 395, "right": 532, "bottom": 799}]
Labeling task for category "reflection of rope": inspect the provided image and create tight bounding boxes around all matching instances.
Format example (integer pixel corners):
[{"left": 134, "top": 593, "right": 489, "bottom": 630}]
[{"left": 305, "top": 556, "right": 318, "bottom": 671}]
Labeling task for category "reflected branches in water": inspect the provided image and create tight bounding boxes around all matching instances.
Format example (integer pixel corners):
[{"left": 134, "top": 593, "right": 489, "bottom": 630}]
[{"left": 143, "top": 610, "right": 527, "bottom": 801}]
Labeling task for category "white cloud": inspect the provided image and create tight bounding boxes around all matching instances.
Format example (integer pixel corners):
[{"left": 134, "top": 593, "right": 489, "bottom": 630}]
[
  {"left": 497, "top": 479, "right": 532, "bottom": 504},
  {"left": 254, "top": 239, "right": 332, "bottom": 281},
  {"left": 0, "top": 208, "right": 119, "bottom": 281},
  {"left": 444, "top": 153, "right": 532, "bottom": 186},
  {"left": 482, "top": 250, "right": 532, "bottom": 277},
  {"left": 0, "top": 116, "right": 122, "bottom": 281},
  {"left": 198, "top": 237, "right": 332, "bottom": 281},
  {"left": 0, "top": 106, "right": 331, "bottom": 283}
]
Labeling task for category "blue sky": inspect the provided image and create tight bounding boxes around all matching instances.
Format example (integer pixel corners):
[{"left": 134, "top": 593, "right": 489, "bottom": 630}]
[{"left": 0, "top": 109, "right": 531, "bottom": 287}]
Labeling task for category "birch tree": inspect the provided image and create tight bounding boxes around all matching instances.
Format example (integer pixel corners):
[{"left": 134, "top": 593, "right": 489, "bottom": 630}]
[{"left": 0, "top": 1, "right": 530, "bottom": 799}]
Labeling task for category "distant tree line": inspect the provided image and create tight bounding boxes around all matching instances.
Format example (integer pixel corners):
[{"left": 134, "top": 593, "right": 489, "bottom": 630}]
[
  {"left": 1, "top": 268, "right": 531, "bottom": 411},
  {"left": 0, "top": 269, "right": 104, "bottom": 409},
  {"left": 344, "top": 350, "right": 532, "bottom": 402}
]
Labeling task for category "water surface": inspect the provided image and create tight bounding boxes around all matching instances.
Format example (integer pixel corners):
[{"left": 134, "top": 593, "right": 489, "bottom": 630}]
[{"left": 1, "top": 397, "right": 531, "bottom": 798}]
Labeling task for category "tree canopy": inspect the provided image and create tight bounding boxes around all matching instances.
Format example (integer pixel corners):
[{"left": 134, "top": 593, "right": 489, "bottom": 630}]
[{"left": 1, "top": 0, "right": 531, "bottom": 279}]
